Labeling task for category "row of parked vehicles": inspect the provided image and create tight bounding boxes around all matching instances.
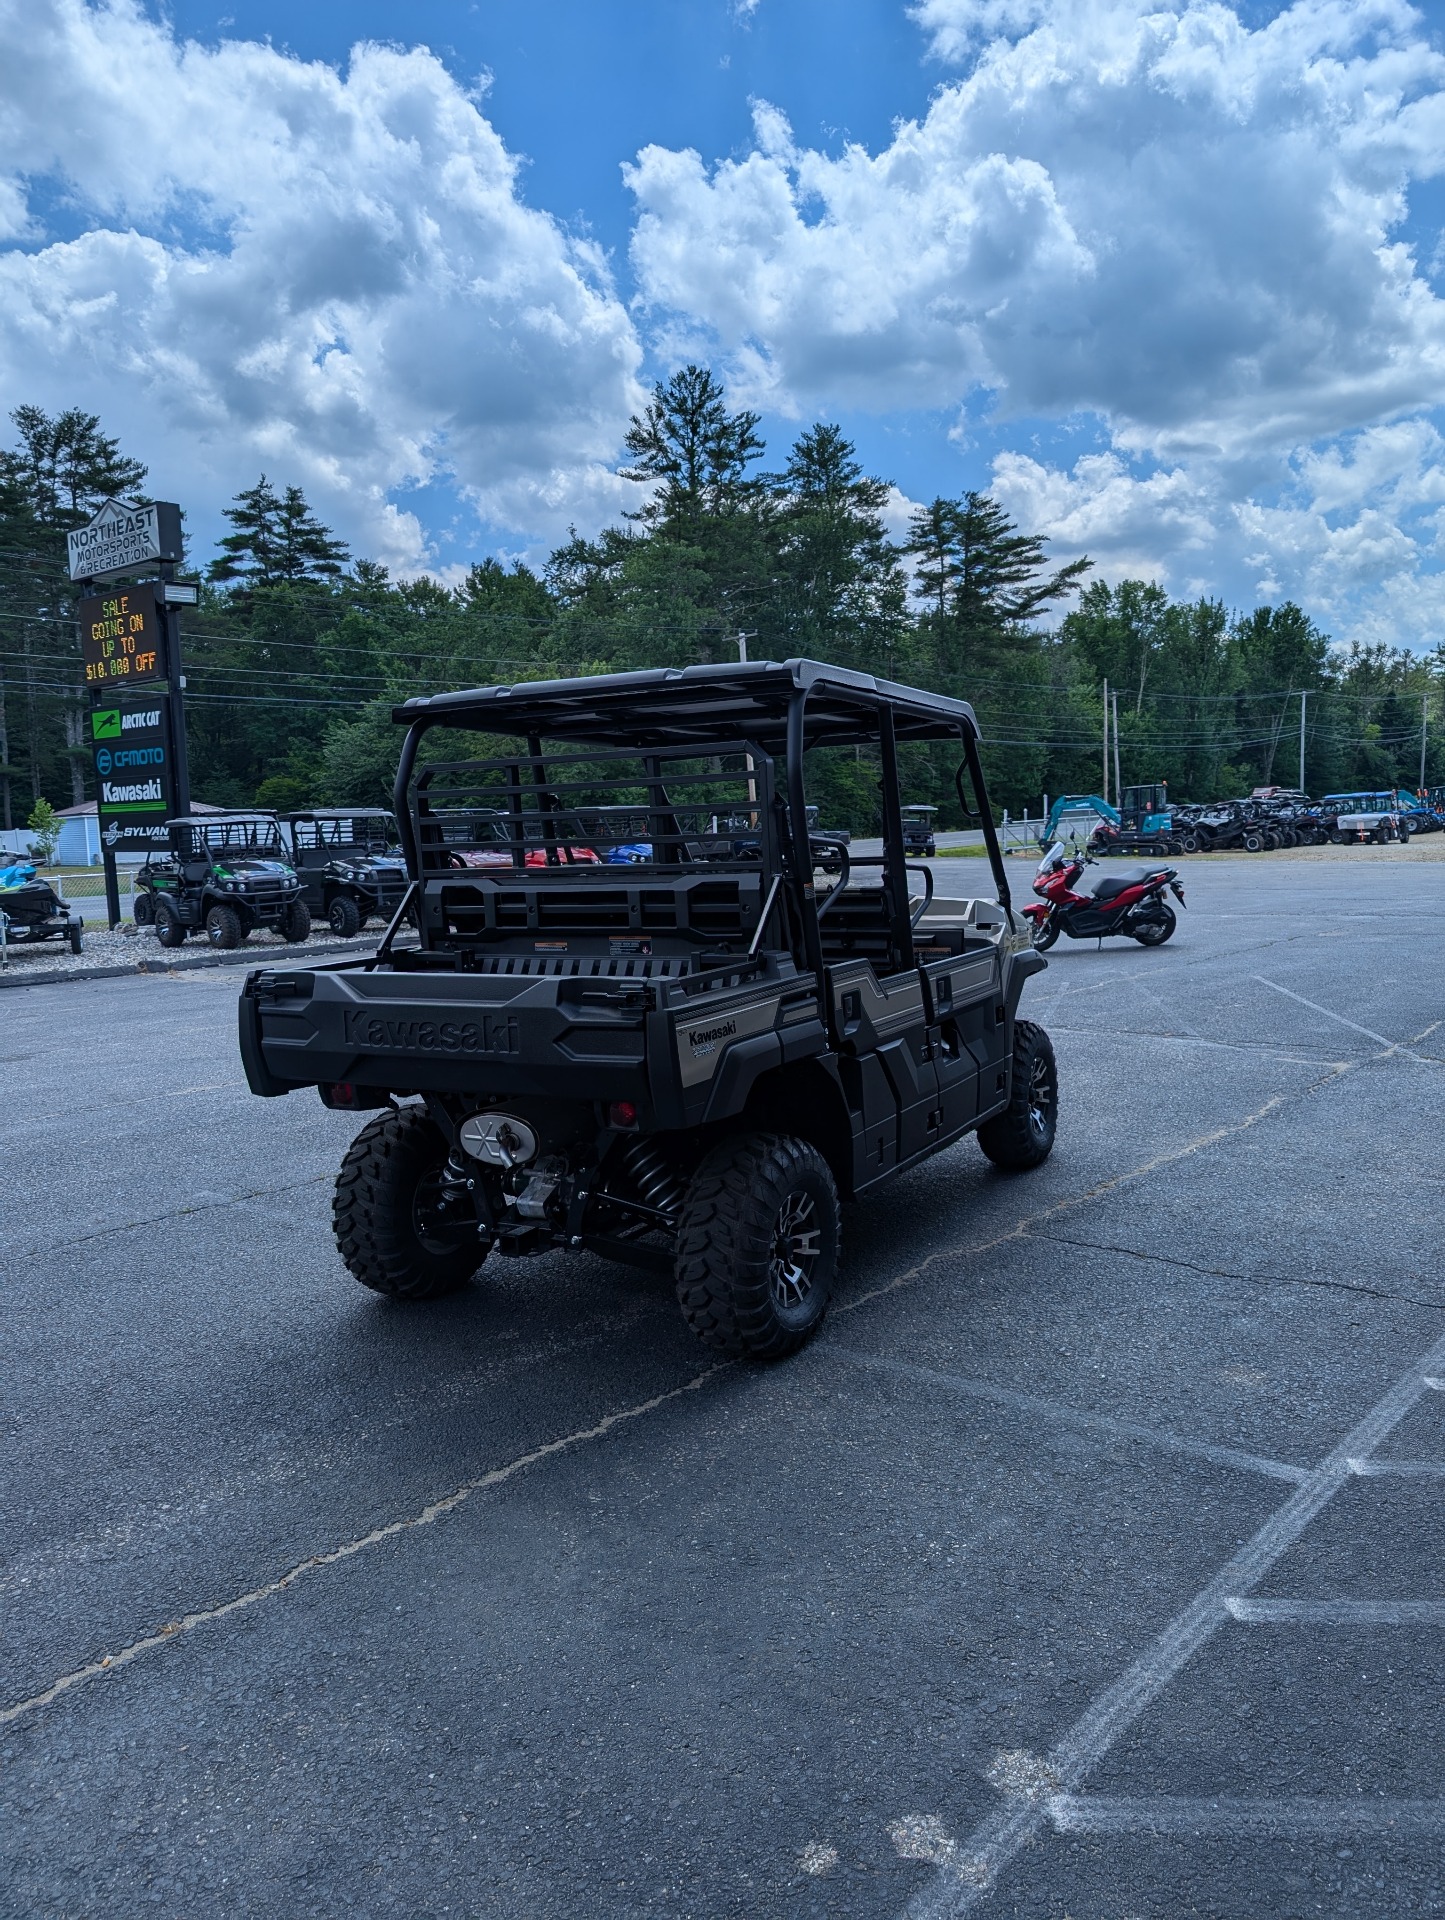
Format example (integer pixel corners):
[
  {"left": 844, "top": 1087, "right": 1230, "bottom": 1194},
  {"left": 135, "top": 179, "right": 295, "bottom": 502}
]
[
  {"left": 131, "top": 802, "right": 855, "bottom": 949},
  {"left": 134, "top": 809, "right": 409, "bottom": 948},
  {"left": 1042, "top": 784, "right": 1444, "bottom": 857}
]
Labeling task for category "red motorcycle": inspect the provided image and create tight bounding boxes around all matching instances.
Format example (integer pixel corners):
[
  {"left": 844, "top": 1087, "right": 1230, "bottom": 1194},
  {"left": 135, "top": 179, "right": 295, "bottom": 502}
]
[{"left": 1023, "top": 843, "right": 1185, "bottom": 951}]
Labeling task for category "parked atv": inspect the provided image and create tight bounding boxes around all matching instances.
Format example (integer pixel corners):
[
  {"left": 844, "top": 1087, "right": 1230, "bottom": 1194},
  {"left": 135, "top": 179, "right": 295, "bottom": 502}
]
[
  {"left": 0, "top": 859, "right": 83, "bottom": 955},
  {"left": 136, "top": 813, "right": 310, "bottom": 949},
  {"left": 239, "top": 659, "right": 1055, "bottom": 1362},
  {"left": 284, "top": 808, "right": 410, "bottom": 938},
  {"left": 1024, "top": 843, "right": 1184, "bottom": 949}
]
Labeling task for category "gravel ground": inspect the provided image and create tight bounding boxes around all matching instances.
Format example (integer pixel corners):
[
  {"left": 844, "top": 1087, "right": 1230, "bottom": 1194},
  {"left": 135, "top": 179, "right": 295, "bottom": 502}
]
[{"left": 0, "top": 920, "right": 387, "bottom": 977}]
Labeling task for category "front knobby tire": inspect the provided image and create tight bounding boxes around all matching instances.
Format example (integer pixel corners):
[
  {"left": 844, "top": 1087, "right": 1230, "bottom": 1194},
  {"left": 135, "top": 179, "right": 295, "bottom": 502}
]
[
  {"left": 333, "top": 1106, "right": 484, "bottom": 1301},
  {"left": 282, "top": 900, "right": 312, "bottom": 943},
  {"left": 674, "top": 1132, "right": 840, "bottom": 1360},
  {"left": 978, "top": 1021, "right": 1058, "bottom": 1172},
  {"left": 206, "top": 904, "right": 243, "bottom": 949},
  {"left": 328, "top": 893, "right": 361, "bottom": 938}
]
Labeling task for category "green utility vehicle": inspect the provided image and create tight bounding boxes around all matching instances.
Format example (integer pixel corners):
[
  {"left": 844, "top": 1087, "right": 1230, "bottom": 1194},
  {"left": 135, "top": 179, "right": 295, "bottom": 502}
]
[{"left": 137, "top": 813, "right": 310, "bottom": 949}]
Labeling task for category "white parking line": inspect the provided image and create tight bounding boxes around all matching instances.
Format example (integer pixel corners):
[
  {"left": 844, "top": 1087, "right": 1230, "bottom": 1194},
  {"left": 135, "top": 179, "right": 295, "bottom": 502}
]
[
  {"left": 900, "top": 1328, "right": 1445, "bottom": 1919},
  {"left": 1349, "top": 1457, "right": 1445, "bottom": 1477},
  {"left": 1049, "top": 1795, "right": 1445, "bottom": 1837},
  {"left": 1255, "top": 977, "right": 1435, "bottom": 1063},
  {"left": 1225, "top": 1596, "right": 1445, "bottom": 1626},
  {"left": 827, "top": 1347, "right": 1308, "bottom": 1485}
]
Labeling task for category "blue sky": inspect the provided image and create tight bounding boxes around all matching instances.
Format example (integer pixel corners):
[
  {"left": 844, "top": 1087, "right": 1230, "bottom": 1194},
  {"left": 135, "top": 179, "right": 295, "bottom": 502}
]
[{"left": 2, "top": 0, "right": 1445, "bottom": 648}]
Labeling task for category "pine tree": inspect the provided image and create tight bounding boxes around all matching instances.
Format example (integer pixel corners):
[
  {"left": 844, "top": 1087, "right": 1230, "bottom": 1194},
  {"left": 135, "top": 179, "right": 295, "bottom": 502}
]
[
  {"left": 2, "top": 405, "right": 147, "bottom": 527},
  {"left": 209, "top": 476, "right": 282, "bottom": 585},
  {"left": 769, "top": 424, "right": 907, "bottom": 670},
  {"left": 274, "top": 485, "right": 350, "bottom": 581},
  {"left": 209, "top": 477, "right": 348, "bottom": 586},
  {"left": 906, "top": 492, "right": 1091, "bottom": 648},
  {"left": 620, "top": 365, "right": 765, "bottom": 539}
]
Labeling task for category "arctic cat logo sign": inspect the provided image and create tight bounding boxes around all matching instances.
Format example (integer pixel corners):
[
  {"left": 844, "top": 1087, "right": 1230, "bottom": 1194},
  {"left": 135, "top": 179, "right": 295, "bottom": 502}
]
[
  {"left": 343, "top": 1010, "right": 520, "bottom": 1056},
  {"left": 688, "top": 1017, "right": 736, "bottom": 1056}
]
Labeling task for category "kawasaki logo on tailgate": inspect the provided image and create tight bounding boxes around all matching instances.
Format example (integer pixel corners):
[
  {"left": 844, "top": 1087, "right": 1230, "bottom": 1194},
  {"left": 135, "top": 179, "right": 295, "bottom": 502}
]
[{"left": 343, "top": 1010, "right": 519, "bottom": 1055}]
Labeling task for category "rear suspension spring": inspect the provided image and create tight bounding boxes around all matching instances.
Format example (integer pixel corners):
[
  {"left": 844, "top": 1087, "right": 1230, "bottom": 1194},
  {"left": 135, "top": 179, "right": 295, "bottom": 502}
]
[{"left": 621, "top": 1138, "right": 686, "bottom": 1222}]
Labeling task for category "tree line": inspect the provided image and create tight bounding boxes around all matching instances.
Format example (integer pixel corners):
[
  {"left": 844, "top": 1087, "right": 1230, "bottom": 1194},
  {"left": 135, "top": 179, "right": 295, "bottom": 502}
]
[{"left": 2, "top": 373, "right": 1441, "bottom": 839}]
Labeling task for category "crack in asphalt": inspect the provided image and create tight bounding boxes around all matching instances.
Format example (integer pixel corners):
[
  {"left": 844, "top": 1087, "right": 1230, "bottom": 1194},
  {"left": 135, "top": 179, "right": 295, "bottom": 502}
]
[
  {"left": 1026, "top": 1229, "right": 1445, "bottom": 1315},
  {"left": 840, "top": 1059, "right": 1352, "bottom": 1320},
  {"left": 0, "top": 1366, "right": 724, "bottom": 1732},
  {"left": 20, "top": 1175, "right": 333, "bottom": 1261}
]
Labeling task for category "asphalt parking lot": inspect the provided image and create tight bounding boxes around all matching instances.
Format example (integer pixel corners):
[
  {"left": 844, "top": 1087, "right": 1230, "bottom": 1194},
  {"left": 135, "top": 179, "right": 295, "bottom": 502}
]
[{"left": 2, "top": 852, "right": 1442, "bottom": 1918}]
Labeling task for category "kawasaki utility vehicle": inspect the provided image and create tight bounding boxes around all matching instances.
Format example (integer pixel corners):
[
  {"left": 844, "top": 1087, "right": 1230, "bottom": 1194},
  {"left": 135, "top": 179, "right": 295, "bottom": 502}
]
[
  {"left": 284, "top": 808, "right": 410, "bottom": 937},
  {"left": 239, "top": 661, "right": 1057, "bottom": 1359},
  {"left": 137, "top": 813, "right": 310, "bottom": 949}
]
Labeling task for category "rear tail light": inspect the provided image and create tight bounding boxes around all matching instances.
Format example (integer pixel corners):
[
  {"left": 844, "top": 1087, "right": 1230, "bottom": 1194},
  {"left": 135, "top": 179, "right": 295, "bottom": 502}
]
[{"left": 609, "top": 1100, "right": 639, "bottom": 1129}]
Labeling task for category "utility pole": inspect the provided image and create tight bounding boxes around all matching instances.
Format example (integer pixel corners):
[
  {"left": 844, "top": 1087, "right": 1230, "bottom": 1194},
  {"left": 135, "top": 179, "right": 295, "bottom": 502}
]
[
  {"left": 1112, "top": 689, "right": 1123, "bottom": 810},
  {"left": 736, "top": 631, "right": 751, "bottom": 663},
  {"left": 1102, "top": 679, "right": 1110, "bottom": 804},
  {"left": 1422, "top": 690, "right": 1429, "bottom": 791},
  {"left": 1299, "top": 689, "right": 1307, "bottom": 793}
]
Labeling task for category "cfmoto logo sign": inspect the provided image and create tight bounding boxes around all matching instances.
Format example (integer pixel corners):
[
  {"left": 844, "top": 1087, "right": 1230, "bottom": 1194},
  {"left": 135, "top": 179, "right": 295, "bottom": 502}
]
[{"left": 97, "top": 748, "right": 112, "bottom": 775}]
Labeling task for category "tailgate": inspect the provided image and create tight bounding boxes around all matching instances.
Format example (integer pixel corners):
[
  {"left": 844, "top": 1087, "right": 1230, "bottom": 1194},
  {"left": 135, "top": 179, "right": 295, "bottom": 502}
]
[{"left": 239, "top": 964, "right": 650, "bottom": 1100}]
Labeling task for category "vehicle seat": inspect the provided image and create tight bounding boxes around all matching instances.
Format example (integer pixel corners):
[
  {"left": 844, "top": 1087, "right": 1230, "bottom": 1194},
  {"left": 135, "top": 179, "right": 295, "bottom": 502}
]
[{"left": 1078, "top": 865, "right": 1158, "bottom": 901}]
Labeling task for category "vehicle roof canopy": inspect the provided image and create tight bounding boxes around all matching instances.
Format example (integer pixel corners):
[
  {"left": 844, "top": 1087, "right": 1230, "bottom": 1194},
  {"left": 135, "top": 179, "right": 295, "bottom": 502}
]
[
  {"left": 393, "top": 658, "right": 979, "bottom": 751},
  {"left": 284, "top": 808, "right": 394, "bottom": 821},
  {"left": 168, "top": 812, "right": 279, "bottom": 827}
]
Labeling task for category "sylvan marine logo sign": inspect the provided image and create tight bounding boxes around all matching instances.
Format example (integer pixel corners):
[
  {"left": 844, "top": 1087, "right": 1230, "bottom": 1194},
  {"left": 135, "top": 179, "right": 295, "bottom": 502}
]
[{"left": 342, "top": 1010, "right": 520, "bottom": 1056}]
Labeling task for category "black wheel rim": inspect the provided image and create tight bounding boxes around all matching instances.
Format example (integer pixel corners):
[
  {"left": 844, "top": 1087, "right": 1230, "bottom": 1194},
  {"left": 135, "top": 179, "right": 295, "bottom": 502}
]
[
  {"left": 769, "top": 1189, "right": 822, "bottom": 1313},
  {"left": 1027, "top": 1053, "right": 1054, "bottom": 1139}
]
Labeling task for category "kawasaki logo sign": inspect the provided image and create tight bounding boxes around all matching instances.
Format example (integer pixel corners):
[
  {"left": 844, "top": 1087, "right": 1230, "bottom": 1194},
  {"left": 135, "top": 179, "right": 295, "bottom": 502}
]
[{"left": 343, "top": 1010, "right": 520, "bottom": 1056}]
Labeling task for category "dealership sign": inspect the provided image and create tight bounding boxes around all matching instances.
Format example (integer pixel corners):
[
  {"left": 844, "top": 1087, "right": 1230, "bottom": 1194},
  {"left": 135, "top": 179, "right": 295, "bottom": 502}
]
[
  {"left": 92, "top": 700, "right": 175, "bottom": 853},
  {"left": 67, "top": 499, "right": 183, "bottom": 582},
  {"left": 78, "top": 584, "right": 167, "bottom": 687}
]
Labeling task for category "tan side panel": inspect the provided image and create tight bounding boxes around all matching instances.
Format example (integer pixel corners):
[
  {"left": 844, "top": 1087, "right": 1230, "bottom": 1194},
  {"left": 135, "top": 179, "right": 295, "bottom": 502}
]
[{"left": 676, "top": 995, "right": 781, "bottom": 1088}]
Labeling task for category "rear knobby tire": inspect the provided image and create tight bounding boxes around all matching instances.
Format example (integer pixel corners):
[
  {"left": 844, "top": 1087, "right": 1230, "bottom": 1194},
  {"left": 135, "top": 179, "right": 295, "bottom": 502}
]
[
  {"left": 674, "top": 1132, "right": 840, "bottom": 1360},
  {"left": 978, "top": 1020, "right": 1058, "bottom": 1172},
  {"left": 154, "top": 898, "right": 187, "bottom": 948},
  {"left": 1133, "top": 901, "right": 1176, "bottom": 946},
  {"left": 132, "top": 891, "right": 155, "bottom": 927},
  {"left": 333, "top": 1106, "right": 484, "bottom": 1301}
]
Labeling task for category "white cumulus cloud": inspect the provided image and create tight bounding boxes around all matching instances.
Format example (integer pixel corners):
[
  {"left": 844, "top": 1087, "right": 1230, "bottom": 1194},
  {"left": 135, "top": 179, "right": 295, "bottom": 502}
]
[
  {"left": 625, "top": 0, "right": 1445, "bottom": 643},
  {"left": 628, "top": 0, "right": 1445, "bottom": 453},
  {"left": 0, "top": 0, "right": 645, "bottom": 567}
]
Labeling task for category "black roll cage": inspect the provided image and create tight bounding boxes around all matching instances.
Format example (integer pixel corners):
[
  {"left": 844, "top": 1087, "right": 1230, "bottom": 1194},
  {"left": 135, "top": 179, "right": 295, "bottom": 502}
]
[{"left": 388, "top": 659, "right": 1011, "bottom": 972}]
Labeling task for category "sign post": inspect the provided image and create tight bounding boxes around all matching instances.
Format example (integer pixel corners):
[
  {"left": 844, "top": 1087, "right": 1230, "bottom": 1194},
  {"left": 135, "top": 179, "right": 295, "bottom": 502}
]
[{"left": 69, "top": 499, "right": 190, "bottom": 929}]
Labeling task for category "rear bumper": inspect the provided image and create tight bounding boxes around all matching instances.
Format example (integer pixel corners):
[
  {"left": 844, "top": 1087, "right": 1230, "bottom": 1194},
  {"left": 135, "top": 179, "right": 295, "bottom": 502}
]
[{"left": 239, "top": 954, "right": 824, "bottom": 1125}]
